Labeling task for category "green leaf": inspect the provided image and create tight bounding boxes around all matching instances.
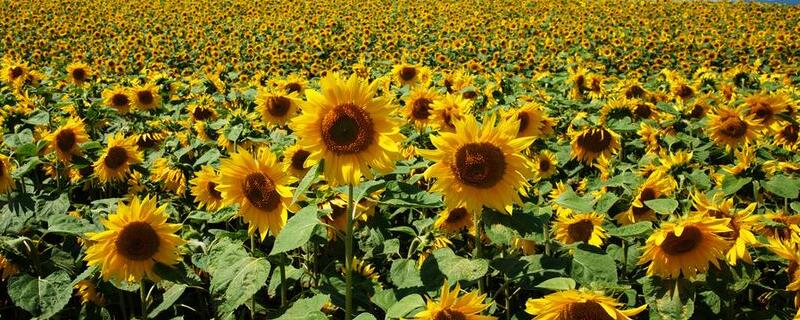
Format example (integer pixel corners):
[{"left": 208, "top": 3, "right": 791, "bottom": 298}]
[
  {"left": 291, "top": 161, "right": 321, "bottom": 204},
  {"left": 688, "top": 170, "right": 711, "bottom": 190},
  {"left": 353, "top": 313, "right": 378, "bottom": 320},
  {"left": 721, "top": 175, "right": 751, "bottom": 196},
  {"left": 390, "top": 259, "right": 423, "bottom": 289},
  {"left": 269, "top": 206, "right": 320, "bottom": 256},
  {"left": 213, "top": 257, "right": 271, "bottom": 316},
  {"left": 555, "top": 189, "right": 594, "bottom": 213},
  {"left": 421, "top": 248, "right": 488, "bottom": 283},
  {"left": 23, "top": 111, "right": 50, "bottom": 125},
  {"left": 385, "top": 294, "right": 425, "bottom": 319},
  {"left": 46, "top": 214, "right": 97, "bottom": 236},
  {"left": 205, "top": 238, "right": 249, "bottom": 275},
  {"left": 594, "top": 192, "right": 619, "bottom": 214},
  {"left": 639, "top": 277, "right": 695, "bottom": 320},
  {"left": 7, "top": 271, "right": 73, "bottom": 319},
  {"left": 226, "top": 124, "right": 243, "bottom": 141},
  {"left": 607, "top": 221, "right": 653, "bottom": 238},
  {"left": 37, "top": 193, "right": 70, "bottom": 218},
  {"left": 535, "top": 277, "right": 577, "bottom": 291},
  {"left": 644, "top": 199, "right": 679, "bottom": 215},
  {"left": 763, "top": 175, "right": 800, "bottom": 199},
  {"left": 193, "top": 149, "right": 221, "bottom": 167},
  {"left": 571, "top": 245, "right": 618, "bottom": 285},
  {"left": 149, "top": 284, "right": 187, "bottom": 318},
  {"left": 277, "top": 294, "right": 329, "bottom": 320}
]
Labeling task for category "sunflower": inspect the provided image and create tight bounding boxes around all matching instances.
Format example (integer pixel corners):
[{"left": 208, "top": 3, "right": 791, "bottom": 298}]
[
  {"left": 102, "top": 86, "right": 133, "bottom": 114},
  {"left": 526, "top": 289, "right": 647, "bottom": 320},
  {"left": 66, "top": 62, "right": 92, "bottom": 85},
  {"left": 616, "top": 78, "right": 649, "bottom": 100},
  {"left": 217, "top": 148, "right": 295, "bottom": 239},
  {"left": 322, "top": 191, "right": 378, "bottom": 240},
  {"left": 707, "top": 105, "right": 761, "bottom": 151},
  {"left": 420, "top": 115, "right": 534, "bottom": 214},
  {"left": 151, "top": 158, "right": 187, "bottom": 195},
  {"left": 599, "top": 99, "right": 634, "bottom": 125},
  {"left": 570, "top": 127, "right": 621, "bottom": 163},
  {"left": 772, "top": 120, "right": 799, "bottom": 151},
  {"left": 340, "top": 257, "right": 379, "bottom": 282},
  {"left": 615, "top": 171, "right": 676, "bottom": 225},
  {"left": 291, "top": 73, "right": 403, "bottom": 186},
  {"left": 767, "top": 239, "right": 800, "bottom": 291},
  {"left": 275, "top": 74, "right": 307, "bottom": 95},
  {"left": 74, "top": 280, "right": 106, "bottom": 306},
  {"left": 131, "top": 83, "right": 162, "bottom": 110},
  {"left": 402, "top": 86, "right": 438, "bottom": 129},
  {"left": 412, "top": 280, "right": 495, "bottom": 320},
  {"left": 282, "top": 144, "right": 315, "bottom": 178},
  {"left": 46, "top": 117, "right": 89, "bottom": 163},
  {"left": 638, "top": 122, "right": 661, "bottom": 153},
  {"left": 434, "top": 207, "right": 474, "bottom": 233},
  {"left": 391, "top": 63, "right": 432, "bottom": 87},
  {"left": 429, "top": 93, "right": 472, "bottom": 132},
  {"left": 503, "top": 102, "right": 549, "bottom": 138},
  {"left": 757, "top": 210, "right": 800, "bottom": 243},
  {"left": 533, "top": 150, "right": 558, "bottom": 181},
  {"left": 693, "top": 192, "right": 760, "bottom": 265},
  {"left": 553, "top": 212, "right": 607, "bottom": 247},
  {"left": 187, "top": 97, "right": 217, "bottom": 122},
  {"left": 83, "top": 195, "right": 185, "bottom": 283},
  {"left": 0, "top": 254, "right": 19, "bottom": 280},
  {"left": 639, "top": 215, "right": 731, "bottom": 278},
  {"left": 256, "top": 87, "right": 301, "bottom": 126},
  {"left": 1, "top": 59, "right": 29, "bottom": 86},
  {"left": 93, "top": 133, "right": 142, "bottom": 184},
  {"left": 744, "top": 92, "right": 788, "bottom": 126},
  {"left": 511, "top": 237, "right": 536, "bottom": 255}
]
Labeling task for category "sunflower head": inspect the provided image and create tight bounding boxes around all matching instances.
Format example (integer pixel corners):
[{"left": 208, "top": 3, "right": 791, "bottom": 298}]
[
  {"left": 526, "top": 289, "right": 647, "bottom": 320},
  {"left": 93, "top": 133, "right": 142, "bottom": 184},
  {"left": 84, "top": 195, "right": 185, "bottom": 283},
  {"left": 570, "top": 127, "right": 621, "bottom": 163},
  {"left": 533, "top": 150, "right": 558, "bottom": 181},
  {"left": 434, "top": 207, "right": 474, "bottom": 234},
  {"left": 639, "top": 215, "right": 731, "bottom": 278},
  {"left": 74, "top": 280, "right": 106, "bottom": 306},
  {"left": 745, "top": 93, "right": 788, "bottom": 126},
  {"left": 707, "top": 105, "right": 762, "bottom": 151},
  {"left": 46, "top": 117, "right": 89, "bottom": 163},
  {"left": 429, "top": 93, "right": 472, "bottom": 132},
  {"left": 412, "top": 280, "right": 493, "bottom": 320},
  {"left": 257, "top": 87, "right": 301, "bottom": 126},
  {"left": 554, "top": 212, "right": 608, "bottom": 247},
  {"left": 102, "top": 86, "right": 133, "bottom": 114},
  {"left": 282, "top": 144, "right": 315, "bottom": 178},
  {"left": 131, "top": 83, "right": 162, "bottom": 110},
  {"left": 66, "top": 62, "right": 92, "bottom": 85},
  {"left": 391, "top": 63, "right": 431, "bottom": 86},
  {"left": 772, "top": 120, "right": 799, "bottom": 151},
  {"left": 403, "top": 86, "right": 438, "bottom": 129}
]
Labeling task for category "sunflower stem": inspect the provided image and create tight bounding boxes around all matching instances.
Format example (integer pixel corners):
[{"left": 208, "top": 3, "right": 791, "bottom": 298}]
[
  {"left": 249, "top": 234, "right": 256, "bottom": 319},
  {"left": 543, "top": 221, "right": 551, "bottom": 256},
  {"left": 280, "top": 254, "right": 288, "bottom": 308},
  {"left": 119, "top": 291, "right": 128, "bottom": 320},
  {"left": 140, "top": 281, "right": 149, "bottom": 319},
  {"left": 473, "top": 210, "right": 485, "bottom": 293},
  {"left": 345, "top": 183, "right": 355, "bottom": 320},
  {"left": 621, "top": 240, "right": 628, "bottom": 279}
]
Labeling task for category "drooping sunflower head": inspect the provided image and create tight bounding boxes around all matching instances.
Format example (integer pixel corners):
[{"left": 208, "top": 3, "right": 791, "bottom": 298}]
[
  {"left": 553, "top": 212, "right": 608, "bottom": 247},
  {"left": 616, "top": 78, "right": 649, "bottom": 100},
  {"left": 599, "top": 99, "right": 634, "bottom": 124},
  {"left": 533, "top": 150, "right": 558, "bottom": 181},
  {"left": 340, "top": 257, "right": 379, "bottom": 283},
  {"left": 282, "top": 144, "right": 315, "bottom": 178},
  {"left": 74, "top": 280, "right": 106, "bottom": 306},
  {"left": 322, "top": 192, "right": 376, "bottom": 240},
  {"left": 83, "top": 195, "right": 185, "bottom": 283},
  {"left": 429, "top": 93, "right": 472, "bottom": 132},
  {"left": 771, "top": 120, "right": 800, "bottom": 151},
  {"left": 0, "top": 254, "right": 19, "bottom": 280},
  {"left": 131, "top": 83, "right": 162, "bottom": 111},
  {"left": 526, "top": 289, "right": 647, "bottom": 320},
  {"left": 412, "top": 280, "right": 494, "bottom": 320},
  {"left": 391, "top": 63, "right": 431, "bottom": 86},
  {"left": 757, "top": 210, "right": 800, "bottom": 243},
  {"left": 93, "top": 133, "right": 142, "bottom": 184},
  {"left": 66, "top": 62, "right": 92, "bottom": 85},
  {"left": 570, "top": 126, "right": 621, "bottom": 163},
  {"left": 768, "top": 239, "right": 800, "bottom": 291},
  {"left": 102, "top": 86, "right": 133, "bottom": 114},
  {"left": 434, "top": 207, "right": 474, "bottom": 234},
  {"left": 257, "top": 87, "right": 301, "bottom": 126},
  {"left": 420, "top": 115, "right": 534, "bottom": 214},
  {"left": 402, "top": 86, "right": 438, "bottom": 129},
  {"left": 707, "top": 105, "right": 762, "bottom": 151},
  {"left": 187, "top": 96, "right": 218, "bottom": 122},
  {"left": 744, "top": 92, "right": 788, "bottom": 126},
  {"left": 46, "top": 117, "right": 89, "bottom": 163},
  {"left": 291, "top": 72, "right": 404, "bottom": 186},
  {"left": 217, "top": 148, "right": 295, "bottom": 239},
  {"left": 639, "top": 215, "right": 731, "bottom": 278}
]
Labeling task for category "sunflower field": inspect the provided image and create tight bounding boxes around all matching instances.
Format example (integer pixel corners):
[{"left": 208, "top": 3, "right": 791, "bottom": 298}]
[{"left": 1, "top": 0, "right": 800, "bottom": 319}]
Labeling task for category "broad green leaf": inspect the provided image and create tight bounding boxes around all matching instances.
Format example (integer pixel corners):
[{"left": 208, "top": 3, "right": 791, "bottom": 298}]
[
  {"left": 421, "top": 248, "right": 489, "bottom": 283},
  {"left": 193, "top": 148, "right": 221, "bottom": 167},
  {"left": 571, "top": 245, "right": 618, "bottom": 285},
  {"left": 594, "top": 192, "right": 619, "bottom": 214},
  {"left": 555, "top": 190, "right": 594, "bottom": 213},
  {"left": 7, "top": 271, "right": 73, "bottom": 319},
  {"left": 37, "top": 193, "right": 70, "bottom": 217},
  {"left": 607, "top": 221, "right": 653, "bottom": 238},
  {"left": 23, "top": 111, "right": 50, "bottom": 125},
  {"left": 385, "top": 294, "right": 425, "bottom": 319},
  {"left": 535, "top": 277, "right": 577, "bottom": 291},
  {"left": 644, "top": 199, "right": 679, "bottom": 215},
  {"left": 46, "top": 214, "right": 98, "bottom": 236},
  {"left": 353, "top": 313, "right": 378, "bottom": 320},
  {"left": 291, "top": 161, "right": 321, "bottom": 204},
  {"left": 149, "top": 284, "right": 187, "bottom": 318},
  {"left": 214, "top": 257, "right": 271, "bottom": 316},
  {"left": 763, "top": 175, "right": 800, "bottom": 199},
  {"left": 721, "top": 175, "right": 751, "bottom": 196},
  {"left": 390, "top": 259, "right": 423, "bottom": 289},
  {"left": 278, "top": 294, "right": 329, "bottom": 320},
  {"left": 270, "top": 206, "right": 320, "bottom": 256}
]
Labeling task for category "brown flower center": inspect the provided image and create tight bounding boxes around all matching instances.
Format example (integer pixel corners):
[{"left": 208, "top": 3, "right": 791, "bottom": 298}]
[
  {"left": 689, "top": 103, "right": 705, "bottom": 118},
  {"left": 411, "top": 98, "right": 432, "bottom": 120},
  {"left": 399, "top": 67, "right": 418, "bottom": 82},
  {"left": 433, "top": 309, "right": 467, "bottom": 320},
  {"left": 193, "top": 107, "right": 214, "bottom": 121},
  {"left": 104, "top": 146, "right": 129, "bottom": 169},
  {"left": 115, "top": 221, "right": 160, "bottom": 261},
  {"left": 242, "top": 172, "right": 280, "bottom": 211},
  {"left": 750, "top": 102, "right": 774, "bottom": 123},
  {"left": 538, "top": 158, "right": 551, "bottom": 172},
  {"left": 567, "top": 219, "right": 595, "bottom": 243},
  {"left": 560, "top": 301, "right": 614, "bottom": 320},
  {"left": 111, "top": 93, "right": 130, "bottom": 107},
  {"left": 285, "top": 82, "right": 302, "bottom": 94},
  {"left": 576, "top": 128, "right": 614, "bottom": 154},
  {"left": 71, "top": 68, "right": 87, "bottom": 82},
  {"left": 675, "top": 84, "right": 694, "bottom": 99},
  {"left": 462, "top": 90, "right": 477, "bottom": 100},
  {"left": 518, "top": 112, "right": 530, "bottom": 134},
  {"left": 634, "top": 103, "right": 652, "bottom": 119},
  {"left": 445, "top": 208, "right": 468, "bottom": 223},
  {"left": 207, "top": 182, "right": 222, "bottom": 199},
  {"left": 56, "top": 129, "right": 77, "bottom": 152},
  {"left": 451, "top": 142, "right": 506, "bottom": 188},
  {"left": 321, "top": 103, "right": 375, "bottom": 154},
  {"left": 137, "top": 90, "right": 155, "bottom": 105},
  {"left": 290, "top": 149, "right": 310, "bottom": 171},
  {"left": 781, "top": 124, "right": 799, "bottom": 143},
  {"left": 625, "top": 85, "right": 645, "bottom": 99},
  {"left": 720, "top": 116, "right": 748, "bottom": 139},
  {"left": 10, "top": 66, "right": 24, "bottom": 79},
  {"left": 267, "top": 96, "right": 292, "bottom": 117},
  {"left": 661, "top": 226, "right": 703, "bottom": 255}
]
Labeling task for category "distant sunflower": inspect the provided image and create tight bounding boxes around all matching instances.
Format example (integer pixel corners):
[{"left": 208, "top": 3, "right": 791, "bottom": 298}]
[
  {"left": 616, "top": 78, "right": 648, "bottom": 100},
  {"left": 532, "top": 150, "right": 557, "bottom": 181},
  {"left": 282, "top": 144, "right": 314, "bottom": 178},
  {"left": 599, "top": 99, "right": 634, "bottom": 124},
  {"left": 526, "top": 289, "right": 647, "bottom": 320},
  {"left": 66, "top": 62, "right": 92, "bottom": 85},
  {"left": 757, "top": 210, "right": 800, "bottom": 243},
  {"left": 275, "top": 74, "right": 307, "bottom": 95},
  {"left": 570, "top": 127, "right": 621, "bottom": 163},
  {"left": 131, "top": 83, "right": 162, "bottom": 111},
  {"left": 430, "top": 93, "right": 472, "bottom": 132},
  {"left": 74, "top": 280, "right": 106, "bottom": 306},
  {"left": 420, "top": 115, "right": 534, "bottom": 214},
  {"left": 402, "top": 86, "right": 438, "bottom": 129},
  {"left": 93, "top": 133, "right": 142, "bottom": 184},
  {"left": 707, "top": 105, "right": 761, "bottom": 151},
  {"left": 1, "top": 59, "right": 29, "bottom": 86},
  {"left": 615, "top": 171, "right": 676, "bottom": 225},
  {"left": 412, "top": 280, "right": 495, "bottom": 320},
  {"left": 503, "top": 102, "right": 548, "bottom": 138},
  {"left": 102, "top": 86, "right": 133, "bottom": 114},
  {"left": 217, "top": 148, "right": 294, "bottom": 239},
  {"left": 744, "top": 93, "right": 788, "bottom": 126},
  {"left": 553, "top": 212, "right": 607, "bottom": 247},
  {"left": 187, "top": 99, "right": 217, "bottom": 122},
  {"left": 46, "top": 118, "right": 89, "bottom": 163},
  {"left": 772, "top": 120, "right": 799, "bottom": 151},
  {"left": 291, "top": 73, "right": 403, "bottom": 186},
  {"left": 639, "top": 215, "right": 731, "bottom": 278},
  {"left": 84, "top": 195, "right": 185, "bottom": 283},
  {"left": 257, "top": 87, "right": 301, "bottom": 126},
  {"left": 768, "top": 239, "right": 800, "bottom": 291},
  {"left": 322, "top": 192, "right": 377, "bottom": 240},
  {"left": 391, "top": 63, "right": 431, "bottom": 87},
  {"left": 434, "top": 207, "right": 474, "bottom": 233}
]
